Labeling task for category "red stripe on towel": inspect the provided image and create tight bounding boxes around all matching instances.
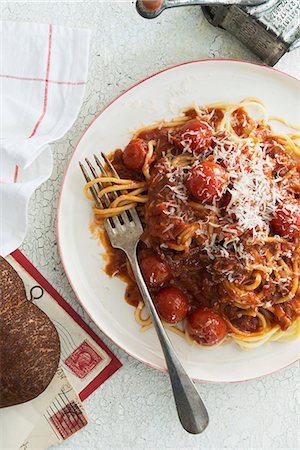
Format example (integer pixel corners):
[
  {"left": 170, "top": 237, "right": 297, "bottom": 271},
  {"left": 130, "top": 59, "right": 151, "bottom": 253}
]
[
  {"left": 0, "top": 74, "right": 86, "bottom": 86},
  {"left": 13, "top": 165, "right": 19, "bottom": 183},
  {"left": 28, "top": 24, "right": 53, "bottom": 138}
]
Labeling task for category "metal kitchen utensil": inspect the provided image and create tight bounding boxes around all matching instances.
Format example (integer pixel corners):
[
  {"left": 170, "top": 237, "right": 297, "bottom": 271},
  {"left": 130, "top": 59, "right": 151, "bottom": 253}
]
[
  {"left": 79, "top": 154, "right": 209, "bottom": 435},
  {"left": 202, "top": 1, "right": 300, "bottom": 65},
  {"left": 136, "top": 0, "right": 269, "bottom": 19},
  {"left": 136, "top": 0, "right": 300, "bottom": 66}
]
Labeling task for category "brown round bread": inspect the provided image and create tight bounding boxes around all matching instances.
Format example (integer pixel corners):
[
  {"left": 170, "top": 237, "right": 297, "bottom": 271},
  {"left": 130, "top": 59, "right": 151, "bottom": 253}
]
[
  {"left": 0, "top": 257, "right": 60, "bottom": 408},
  {"left": 0, "top": 257, "right": 26, "bottom": 310}
]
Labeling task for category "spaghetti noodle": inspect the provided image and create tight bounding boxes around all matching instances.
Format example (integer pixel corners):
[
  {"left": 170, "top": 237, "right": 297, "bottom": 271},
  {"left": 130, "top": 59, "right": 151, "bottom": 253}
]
[{"left": 84, "top": 98, "right": 300, "bottom": 350}]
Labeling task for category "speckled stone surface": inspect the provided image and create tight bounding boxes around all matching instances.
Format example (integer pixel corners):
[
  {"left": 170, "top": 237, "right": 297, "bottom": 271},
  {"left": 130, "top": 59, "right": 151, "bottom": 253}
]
[{"left": 1, "top": 1, "right": 300, "bottom": 449}]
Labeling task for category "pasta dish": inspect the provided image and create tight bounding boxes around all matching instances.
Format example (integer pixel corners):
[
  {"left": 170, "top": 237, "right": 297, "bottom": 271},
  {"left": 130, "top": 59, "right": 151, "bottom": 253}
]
[{"left": 84, "top": 98, "right": 300, "bottom": 350}]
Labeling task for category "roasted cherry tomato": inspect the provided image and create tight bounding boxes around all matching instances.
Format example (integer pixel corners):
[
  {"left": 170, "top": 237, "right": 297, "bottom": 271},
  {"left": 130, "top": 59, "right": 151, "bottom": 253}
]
[
  {"left": 187, "top": 308, "right": 227, "bottom": 346},
  {"left": 186, "top": 161, "right": 228, "bottom": 204},
  {"left": 154, "top": 287, "right": 189, "bottom": 324},
  {"left": 122, "top": 138, "right": 148, "bottom": 171},
  {"left": 173, "top": 119, "right": 213, "bottom": 154},
  {"left": 140, "top": 253, "right": 172, "bottom": 287},
  {"left": 271, "top": 199, "right": 300, "bottom": 238}
]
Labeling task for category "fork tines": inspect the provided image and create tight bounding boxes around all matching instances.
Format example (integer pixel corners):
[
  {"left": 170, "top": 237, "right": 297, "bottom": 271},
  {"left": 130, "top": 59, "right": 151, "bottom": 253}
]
[
  {"left": 79, "top": 154, "right": 116, "bottom": 209},
  {"left": 79, "top": 154, "right": 138, "bottom": 230}
]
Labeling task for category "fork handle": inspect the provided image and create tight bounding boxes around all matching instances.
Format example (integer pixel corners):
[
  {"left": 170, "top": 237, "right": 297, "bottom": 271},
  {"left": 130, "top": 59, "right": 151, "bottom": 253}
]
[{"left": 126, "top": 249, "right": 209, "bottom": 434}]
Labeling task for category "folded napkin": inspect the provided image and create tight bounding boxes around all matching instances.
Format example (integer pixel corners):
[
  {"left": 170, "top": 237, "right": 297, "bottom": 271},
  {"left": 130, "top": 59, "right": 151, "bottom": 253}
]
[{"left": 0, "top": 21, "right": 91, "bottom": 256}]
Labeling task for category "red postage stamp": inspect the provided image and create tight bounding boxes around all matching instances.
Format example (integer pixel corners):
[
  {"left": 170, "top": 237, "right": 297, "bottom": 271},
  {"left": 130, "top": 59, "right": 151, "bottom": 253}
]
[
  {"left": 49, "top": 401, "right": 88, "bottom": 440},
  {"left": 65, "top": 340, "right": 103, "bottom": 379}
]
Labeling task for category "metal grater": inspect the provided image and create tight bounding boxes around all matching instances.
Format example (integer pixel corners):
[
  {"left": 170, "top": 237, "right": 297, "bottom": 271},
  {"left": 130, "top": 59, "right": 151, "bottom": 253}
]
[{"left": 202, "top": 0, "right": 300, "bottom": 66}]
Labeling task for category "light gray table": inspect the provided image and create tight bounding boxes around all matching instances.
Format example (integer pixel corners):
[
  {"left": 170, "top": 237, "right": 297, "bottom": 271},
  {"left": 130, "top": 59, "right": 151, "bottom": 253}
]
[{"left": 2, "top": 2, "right": 300, "bottom": 449}]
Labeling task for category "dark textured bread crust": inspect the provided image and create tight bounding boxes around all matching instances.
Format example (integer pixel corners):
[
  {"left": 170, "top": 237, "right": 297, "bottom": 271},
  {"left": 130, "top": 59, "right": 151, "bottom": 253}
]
[
  {"left": 0, "top": 257, "right": 60, "bottom": 408},
  {"left": 0, "top": 257, "right": 26, "bottom": 310}
]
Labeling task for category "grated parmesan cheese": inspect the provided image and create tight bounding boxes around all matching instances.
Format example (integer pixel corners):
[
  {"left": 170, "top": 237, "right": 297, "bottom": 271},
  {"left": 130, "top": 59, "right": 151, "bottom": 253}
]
[{"left": 148, "top": 119, "right": 297, "bottom": 272}]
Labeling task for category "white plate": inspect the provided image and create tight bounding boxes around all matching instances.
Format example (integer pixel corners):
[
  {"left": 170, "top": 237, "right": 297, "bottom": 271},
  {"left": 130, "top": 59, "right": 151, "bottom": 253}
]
[{"left": 57, "top": 60, "right": 300, "bottom": 382}]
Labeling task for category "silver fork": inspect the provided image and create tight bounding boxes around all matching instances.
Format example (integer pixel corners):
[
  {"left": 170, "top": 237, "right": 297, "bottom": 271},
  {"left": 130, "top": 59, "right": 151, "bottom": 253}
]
[{"left": 80, "top": 153, "right": 209, "bottom": 434}]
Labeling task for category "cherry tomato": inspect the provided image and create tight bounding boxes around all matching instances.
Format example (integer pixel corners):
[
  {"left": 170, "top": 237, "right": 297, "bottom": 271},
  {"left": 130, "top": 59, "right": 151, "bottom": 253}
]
[
  {"left": 154, "top": 287, "right": 189, "bottom": 324},
  {"left": 122, "top": 138, "right": 148, "bottom": 171},
  {"left": 140, "top": 253, "right": 172, "bottom": 287},
  {"left": 271, "top": 199, "right": 300, "bottom": 238},
  {"left": 173, "top": 120, "right": 213, "bottom": 154},
  {"left": 186, "top": 161, "right": 228, "bottom": 204},
  {"left": 187, "top": 308, "right": 227, "bottom": 346}
]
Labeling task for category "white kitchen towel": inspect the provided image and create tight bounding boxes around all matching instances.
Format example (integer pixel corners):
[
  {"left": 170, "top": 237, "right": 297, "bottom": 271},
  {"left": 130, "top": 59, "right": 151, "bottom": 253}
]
[{"left": 0, "top": 21, "right": 91, "bottom": 256}]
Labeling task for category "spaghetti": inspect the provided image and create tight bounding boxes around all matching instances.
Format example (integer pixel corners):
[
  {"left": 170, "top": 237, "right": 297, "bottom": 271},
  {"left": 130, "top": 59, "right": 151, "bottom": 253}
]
[{"left": 85, "top": 98, "right": 300, "bottom": 350}]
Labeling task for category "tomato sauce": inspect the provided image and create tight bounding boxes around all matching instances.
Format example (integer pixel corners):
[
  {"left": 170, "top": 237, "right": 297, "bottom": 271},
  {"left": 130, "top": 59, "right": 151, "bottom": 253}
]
[{"left": 98, "top": 106, "right": 300, "bottom": 342}]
